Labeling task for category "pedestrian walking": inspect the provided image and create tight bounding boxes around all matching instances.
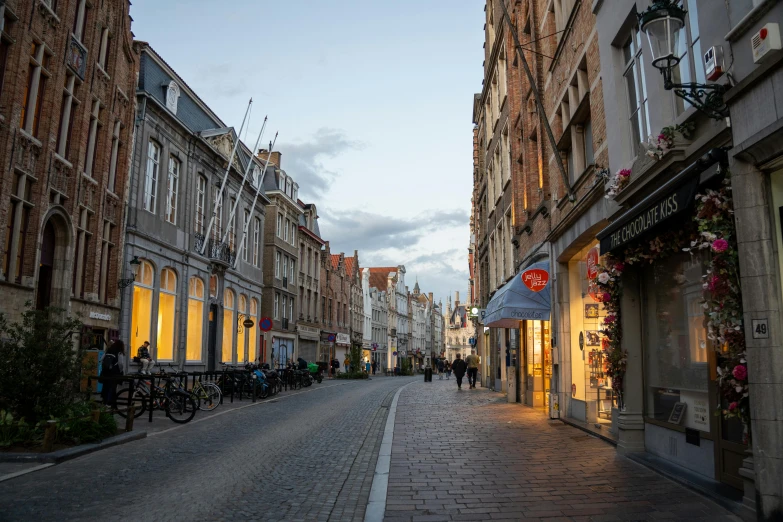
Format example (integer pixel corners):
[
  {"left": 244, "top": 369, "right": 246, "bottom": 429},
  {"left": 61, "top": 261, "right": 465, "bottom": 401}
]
[
  {"left": 436, "top": 358, "right": 444, "bottom": 379},
  {"left": 135, "top": 340, "right": 154, "bottom": 374},
  {"left": 371, "top": 360, "right": 377, "bottom": 375},
  {"left": 466, "top": 350, "right": 480, "bottom": 389},
  {"left": 366, "top": 361, "right": 371, "bottom": 373},
  {"left": 445, "top": 360, "right": 452, "bottom": 379},
  {"left": 451, "top": 354, "right": 467, "bottom": 390},
  {"left": 344, "top": 356, "right": 350, "bottom": 373},
  {"left": 331, "top": 358, "right": 340, "bottom": 376},
  {"left": 100, "top": 341, "right": 125, "bottom": 407}
]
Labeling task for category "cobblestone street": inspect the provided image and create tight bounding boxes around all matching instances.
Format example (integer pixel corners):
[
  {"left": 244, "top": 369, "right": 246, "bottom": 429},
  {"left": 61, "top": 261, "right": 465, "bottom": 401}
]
[
  {"left": 386, "top": 380, "right": 742, "bottom": 522},
  {"left": 0, "top": 377, "right": 414, "bottom": 522}
]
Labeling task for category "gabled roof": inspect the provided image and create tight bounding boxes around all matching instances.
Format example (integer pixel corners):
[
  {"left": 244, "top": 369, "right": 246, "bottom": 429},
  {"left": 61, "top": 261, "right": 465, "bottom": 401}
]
[{"left": 367, "top": 267, "right": 398, "bottom": 292}]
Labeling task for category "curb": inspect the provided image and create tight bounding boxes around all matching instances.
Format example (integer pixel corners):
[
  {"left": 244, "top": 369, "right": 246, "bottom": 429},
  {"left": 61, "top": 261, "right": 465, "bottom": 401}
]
[{"left": 0, "top": 431, "right": 147, "bottom": 464}]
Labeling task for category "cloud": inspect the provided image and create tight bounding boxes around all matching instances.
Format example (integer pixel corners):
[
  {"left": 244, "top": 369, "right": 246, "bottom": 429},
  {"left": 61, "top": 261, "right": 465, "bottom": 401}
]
[
  {"left": 319, "top": 208, "right": 468, "bottom": 253},
  {"left": 278, "top": 128, "right": 363, "bottom": 198},
  {"left": 195, "top": 63, "right": 248, "bottom": 99}
]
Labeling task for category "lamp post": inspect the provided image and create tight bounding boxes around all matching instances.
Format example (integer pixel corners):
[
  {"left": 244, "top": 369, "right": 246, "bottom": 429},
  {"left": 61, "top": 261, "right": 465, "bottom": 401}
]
[
  {"left": 117, "top": 256, "right": 141, "bottom": 289},
  {"left": 638, "top": 0, "right": 727, "bottom": 119}
]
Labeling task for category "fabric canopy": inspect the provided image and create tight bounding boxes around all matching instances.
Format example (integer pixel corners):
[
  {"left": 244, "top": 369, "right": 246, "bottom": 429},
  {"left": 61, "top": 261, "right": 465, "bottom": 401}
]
[{"left": 483, "top": 260, "right": 551, "bottom": 327}]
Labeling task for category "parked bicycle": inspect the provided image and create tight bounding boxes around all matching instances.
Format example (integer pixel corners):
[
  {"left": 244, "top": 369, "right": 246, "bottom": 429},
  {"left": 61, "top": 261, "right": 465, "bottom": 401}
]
[{"left": 115, "top": 369, "right": 197, "bottom": 423}]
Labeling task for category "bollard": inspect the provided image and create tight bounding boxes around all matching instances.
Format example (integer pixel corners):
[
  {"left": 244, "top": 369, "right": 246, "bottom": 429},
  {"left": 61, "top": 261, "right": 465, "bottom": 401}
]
[
  {"left": 91, "top": 407, "right": 101, "bottom": 422},
  {"left": 42, "top": 420, "right": 57, "bottom": 452},
  {"left": 125, "top": 404, "right": 135, "bottom": 432}
]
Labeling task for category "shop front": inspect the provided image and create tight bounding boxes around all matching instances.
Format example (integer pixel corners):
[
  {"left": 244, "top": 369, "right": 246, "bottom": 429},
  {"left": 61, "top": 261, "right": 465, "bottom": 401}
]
[
  {"left": 335, "top": 333, "right": 351, "bottom": 369},
  {"left": 595, "top": 149, "right": 747, "bottom": 490},
  {"left": 484, "top": 260, "right": 551, "bottom": 407},
  {"left": 297, "top": 324, "right": 320, "bottom": 363},
  {"left": 272, "top": 334, "right": 296, "bottom": 368}
]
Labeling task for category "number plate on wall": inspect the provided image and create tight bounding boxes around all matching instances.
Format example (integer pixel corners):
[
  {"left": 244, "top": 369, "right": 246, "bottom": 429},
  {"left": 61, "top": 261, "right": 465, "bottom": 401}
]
[{"left": 752, "top": 319, "right": 769, "bottom": 339}]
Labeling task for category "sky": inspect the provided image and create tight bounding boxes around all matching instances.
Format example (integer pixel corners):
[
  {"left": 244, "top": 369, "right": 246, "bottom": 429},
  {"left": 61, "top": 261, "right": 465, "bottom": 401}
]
[{"left": 130, "top": 1, "right": 484, "bottom": 307}]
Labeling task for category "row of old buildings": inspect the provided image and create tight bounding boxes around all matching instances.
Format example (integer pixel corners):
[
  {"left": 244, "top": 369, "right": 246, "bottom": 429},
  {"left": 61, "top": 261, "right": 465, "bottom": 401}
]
[
  {"left": 469, "top": 0, "right": 783, "bottom": 520},
  {"left": 0, "top": 0, "right": 445, "bottom": 376}
]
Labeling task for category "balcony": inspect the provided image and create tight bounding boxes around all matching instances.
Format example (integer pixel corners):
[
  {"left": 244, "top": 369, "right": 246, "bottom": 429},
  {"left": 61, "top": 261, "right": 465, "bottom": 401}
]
[{"left": 194, "top": 234, "right": 235, "bottom": 266}]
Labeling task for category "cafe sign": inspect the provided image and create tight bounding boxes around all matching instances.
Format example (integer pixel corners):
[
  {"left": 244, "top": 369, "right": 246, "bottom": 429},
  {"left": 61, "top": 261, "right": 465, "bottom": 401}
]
[{"left": 598, "top": 176, "right": 699, "bottom": 254}]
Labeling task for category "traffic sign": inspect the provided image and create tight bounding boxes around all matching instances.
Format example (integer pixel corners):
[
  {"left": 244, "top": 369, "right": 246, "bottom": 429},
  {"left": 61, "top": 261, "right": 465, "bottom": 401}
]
[{"left": 259, "top": 317, "right": 273, "bottom": 332}]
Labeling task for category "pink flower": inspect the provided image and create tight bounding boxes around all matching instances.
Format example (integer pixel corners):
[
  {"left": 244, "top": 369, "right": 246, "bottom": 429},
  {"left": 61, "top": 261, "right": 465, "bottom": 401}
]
[
  {"left": 602, "top": 292, "right": 612, "bottom": 303},
  {"left": 614, "top": 262, "right": 625, "bottom": 273},
  {"left": 658, "top": 133, "right": 666, "bottom": 142},
  {"left": 732, "top": 365, "right": 747, "bottom": 381},
  {"left": 707, "top": 274, "right": 721, "bottom": 292},
  {"left": 728, "top": 401, "right": 738, "bottom": 412},
  {"left": 711, "top": 238, "right": 729, "bottom": 253},
  {"left": 604, "top": 315, "right": 616, "bottom": 324},
  {"left": 619, "top": 169, "right": 631, "bottom": 178}
]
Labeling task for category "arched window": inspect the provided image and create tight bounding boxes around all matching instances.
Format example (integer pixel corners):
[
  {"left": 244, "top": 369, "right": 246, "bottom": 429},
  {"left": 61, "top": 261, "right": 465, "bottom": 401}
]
[
  {"left": 222, "top": 289, "right": 235, "bottom": 364},
  {"left": 195, "top": 175, "right": 207, "bottom": 235},
  {"left": 157, "top": 268, "right": 177, "bottom": 361},
  {"left": 131, "top": 260, "right": 155, "bottom": 352},
  {"left": 209, "top": 274, "right": 217, "bottom": 299},
  {"left": 187, "top": 277, "right": 205, "bottom": 362},
  {"left": 237, "top": 294, "right": 247, "bottom": 364},
  {"left": 249, "top": 298, "right": 258, "bottom": 362}
]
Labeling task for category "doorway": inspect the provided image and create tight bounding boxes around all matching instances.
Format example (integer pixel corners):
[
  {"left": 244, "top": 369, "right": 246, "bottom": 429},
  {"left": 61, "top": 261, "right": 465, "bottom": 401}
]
[
  {"left": 36, "top": 221, "right": 56, "bottom": 310},
  {"left": 207, "top": 303, "right": 218, "bottom": 371}
]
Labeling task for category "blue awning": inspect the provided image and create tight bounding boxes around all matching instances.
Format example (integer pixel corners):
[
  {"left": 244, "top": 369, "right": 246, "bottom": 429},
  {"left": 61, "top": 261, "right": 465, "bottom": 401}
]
[{"left": 483, "top": 260, "right": 551, "bottom": 327}]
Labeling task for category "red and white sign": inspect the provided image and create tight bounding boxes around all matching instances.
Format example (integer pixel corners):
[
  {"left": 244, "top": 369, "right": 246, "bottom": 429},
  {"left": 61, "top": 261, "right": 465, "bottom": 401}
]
[
  {"left": 521, "top": 268, "right": 549, "bottom": 292},
  {"left": 586, "top": 246, "right": 601, "bottom": 302}
]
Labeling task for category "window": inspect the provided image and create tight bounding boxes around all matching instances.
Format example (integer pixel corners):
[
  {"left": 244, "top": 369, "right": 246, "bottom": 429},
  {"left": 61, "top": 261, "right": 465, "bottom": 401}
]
[
  {"left": 289, "top": 258, "right": 295, "bottom": 282},
  {"left": 213, "top": 188, "right": 223, "bottom": 241},
  {"left": 552, "top": 0, "right": 577, "bottom": 37},
  {"left": 673, "top": 0, "right": 706, "bottom": 115},
  {"left": 222, "top": 289, "right": 235, "bottom": 363},
  {"left": 56, "top": 73, "right": 78, "bottom": 159},
  {"left": 277, "top": 214, "right": 282, "bottom": 237},
  {"left": 284, "top": 219, "right": 289, "bottom": 242},
  {"left": 157, "top": 268, "right": 177, "bottom": 361},
  {"left": 72, "top": 0, "right": 87, "bottom": 42},
  {"left": 275, "top": 251, "right": 281, "bottom": 278},
  {"left": 20, "top": 43, "right": 50, "bottom": 137},
  {"left": 72, "top": 208, "right": 91, "bottom": 297},
  {"left": 107, "top": 121, "right": 121, "bottom": 193},
  {"left": 282, "top": 295, "right": 287, "bottom": 319},
  {"left": 187, "top": 277, "right": 204, "bottom": 362},
  {"left": 290, "top": 298, "right": 294, "bottom": 322},
  {"left": 290, "top": 221, "right": 296, "bottom": 245},
  {"left": 329, "top": 298, "right": 332, "bottom": 322},
  {"left": 143, "top": 141, "right": 159, "bottom": 213},
  {"left": 165, "top": 156, "right": 180, "bottom": 224},
  {"left": 131, "top": 260, "right": 154, "bottom": 354},
  {"left": 4, "top": 172, "right": 32, "bottom": 283},
  {"left": 242, "top": 210, "right": 250, "bottom": 262},
  {"left": 83, "top": 100, "right": 102, "bottom": 177},
  {"left": 195, "top": 175, "right": 206, "bottom": 235},
  {"left": 274, "top": 292, "right": 280, "bottom": 319},
  {"left": 228, "top": 198, "right": 237, "bottom": 250},
  {"left": 41, "top": 0, "right": 57, "bottom": 12},
  {"left": 249, "top": 298, "right": 258, "bottom": 361},
  {"left": 643, "top": 253, "right": 709, "bottom": 431},
  {"left": 97, "top": 27, "right": 110, "bottom": 72},
  {"left": 253, "top": 218, "right": 261, "bottom": 267},
  {"left": 0, "top": 8, "right": 15, "bottom": 104},
  {"left": 98, "top": 221, "right": 113, "bottom": 303},
  {"left": 237, "top": 295, "right": 247, "bottom": 364},
  {"left": 623, "top": 26, "right": 651, "bottom": 153},
  {"left": 282, "top": 256, "right": 288, "bottom": 282}
]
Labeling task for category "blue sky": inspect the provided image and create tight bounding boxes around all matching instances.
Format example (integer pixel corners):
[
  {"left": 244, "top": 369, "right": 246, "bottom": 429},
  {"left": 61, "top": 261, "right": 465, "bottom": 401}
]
[{"left": 130, "top": 0, "right": 484, "bottom": 306}]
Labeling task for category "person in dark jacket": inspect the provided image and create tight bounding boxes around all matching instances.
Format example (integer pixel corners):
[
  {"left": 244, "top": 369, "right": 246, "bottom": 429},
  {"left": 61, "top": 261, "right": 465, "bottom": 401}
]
[
  {"left": 451, "top": 354, "right": 468, "bottom": 390},
  {"left": 436, "top": 358, "right": 445, "bottom": 380},
  {"left": 297, "top": 357, "right": 308, "bottom": 370},
  {"left": 101, "top": 341, "right": 125, "bottom": 407}
]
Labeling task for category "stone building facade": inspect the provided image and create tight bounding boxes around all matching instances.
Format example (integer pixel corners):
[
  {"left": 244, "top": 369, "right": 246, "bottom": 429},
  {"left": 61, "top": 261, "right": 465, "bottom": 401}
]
[
  {"left": 368, "top": 280, "right": 388, "bottom": 371},
  {"left": 368, "top": 265, "right": 407, "bottom": 370},
  {"left": 321, "top": 244, "right": 350, "bottom": 367},
  {"left": 259, "top": 151, "right": 301, "bottom": 368},
  {"left": 295, "top": 201, "right": 324, "bottom": 362},
  {"left": 0, "top": 0, "right": 136, "bottom": 347},
  {"left": 122, "top": 44, "right": 267, "bottom": 371}
]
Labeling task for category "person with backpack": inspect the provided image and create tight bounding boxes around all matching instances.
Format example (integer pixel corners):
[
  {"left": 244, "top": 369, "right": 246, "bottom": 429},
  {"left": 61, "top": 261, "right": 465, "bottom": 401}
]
[
  {"left": 101, "top": 341, "right": 125, "bottom": 407},
  {"left": 436, "top": 358, "right": 445, "bottom": 380},
  {"left": 451, "top": 354, "right": 468, "bottom": 390},
  {"left": 445, "top": 360, "right": 452, "bottom": 380}
]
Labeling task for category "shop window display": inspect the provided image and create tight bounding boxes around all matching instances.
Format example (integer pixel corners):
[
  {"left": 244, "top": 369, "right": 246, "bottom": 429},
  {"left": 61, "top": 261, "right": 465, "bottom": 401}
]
[
  {"left": 525, "top": 320, "right": 551, "bottom": 407},
  {"left": 157, "top": 268, "right": 177, "bottom": 361},
  {"left": 643, "top": 252, "right": 710, "bottom": 432},
  {"left": 222, "top": 289, "right": 235, "bottom": 364},
  {"left": 186, "top": 276, "right": 204, "bottom": 362},
  {"left": 131, "top": 260, "right": 154, "bottom": 354}
]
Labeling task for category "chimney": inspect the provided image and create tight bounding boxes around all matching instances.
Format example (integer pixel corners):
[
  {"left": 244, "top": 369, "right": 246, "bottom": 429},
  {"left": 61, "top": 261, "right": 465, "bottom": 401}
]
[
  {"left": 428, "top": 292, "right": 433, "bottom": 304},
  {"left": 454, "top": 291, "right": 460, "bottom": 306},
  {"left": 257, "top": 148, "right": 282, "bottom": 168}
]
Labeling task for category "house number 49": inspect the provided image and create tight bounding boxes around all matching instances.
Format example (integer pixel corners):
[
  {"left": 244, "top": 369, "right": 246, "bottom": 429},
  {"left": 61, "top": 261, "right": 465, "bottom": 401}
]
[{"left": 752, "top": 319, "right": 769, "bottom": 339}]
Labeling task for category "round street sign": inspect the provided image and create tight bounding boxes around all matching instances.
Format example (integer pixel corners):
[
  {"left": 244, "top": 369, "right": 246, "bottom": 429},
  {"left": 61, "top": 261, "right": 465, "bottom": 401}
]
[
  {"left": 259, "top": 317, "right": 273, "bottom": 332},
  {"left": 328, "top": 334, "right": 336, "bottom": 342},
  {"left": 392, "top": 351, "right": 398, "bottom": 356},
  {"left": 243, "top": 318, "right": 255, "bottom": 329}
]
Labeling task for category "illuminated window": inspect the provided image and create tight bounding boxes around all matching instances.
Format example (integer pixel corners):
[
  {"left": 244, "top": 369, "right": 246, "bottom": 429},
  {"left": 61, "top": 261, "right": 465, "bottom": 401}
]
[
  {"left": 237, "top": 294, "right": 247, "bottom": 364},
  {"left": 131, "top": 260, "right": 154, "bottom": 353},
  {"left": 157, "top": 268, "right": 177, "bottom": 361},
  {"left": 222, "top": 289, "right": 235, "bottom": 364},
  {"left": 249, "top": 298, "right": 258, "bottom": 361},
  {"left": 187, "top": 276, "right": 204, "bottom": 362}
]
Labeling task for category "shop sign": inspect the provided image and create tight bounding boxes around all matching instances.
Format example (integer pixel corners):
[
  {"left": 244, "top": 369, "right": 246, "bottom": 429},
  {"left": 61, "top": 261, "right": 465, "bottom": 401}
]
[
  {"left": 89, "top": 311, "right": 111, "bottom": 321},
  {"left": 297, "top": 325, "right": 320, "bottom": 339},
  {"left": 521, "top": 268, "right": 549, "bottom": 292},
  {"left": 599, "top": 176, "right": 698, "bottom": 254},
  {"left": 336, "top": 333, "right": 350, "bottom": 346}
]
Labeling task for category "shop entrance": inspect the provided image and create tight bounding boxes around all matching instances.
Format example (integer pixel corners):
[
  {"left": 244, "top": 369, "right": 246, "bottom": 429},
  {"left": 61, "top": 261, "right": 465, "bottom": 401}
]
[
  {"left": 207, "top": 304, "right": 218, "bottom": 371},
  {"left": 524, "top": 320, "right": 551, "bottom": 408}
]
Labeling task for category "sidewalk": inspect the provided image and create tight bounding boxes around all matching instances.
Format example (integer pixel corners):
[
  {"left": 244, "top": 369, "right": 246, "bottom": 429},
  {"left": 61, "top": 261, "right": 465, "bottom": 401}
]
[{"left": 385, "top": 380, "right": 741, "bottom": 522}]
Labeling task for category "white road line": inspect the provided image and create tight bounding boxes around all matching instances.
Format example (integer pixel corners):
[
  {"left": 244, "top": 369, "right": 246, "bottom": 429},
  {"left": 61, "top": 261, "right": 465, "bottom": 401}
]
[
  {"left": 364, "top": 381, "right": 414, "bottom": 522},
  {"left": 0, "top": 463, "right": 55, "bottom": 483}
]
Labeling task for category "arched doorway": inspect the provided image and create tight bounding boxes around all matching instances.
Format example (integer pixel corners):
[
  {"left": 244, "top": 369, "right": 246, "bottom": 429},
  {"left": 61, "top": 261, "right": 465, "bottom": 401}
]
[{"left": 36, "top": 221, "right": 56, "bottom": 310}]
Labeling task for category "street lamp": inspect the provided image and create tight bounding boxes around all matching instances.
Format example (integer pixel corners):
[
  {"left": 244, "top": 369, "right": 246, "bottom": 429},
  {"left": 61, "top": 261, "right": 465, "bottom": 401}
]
[
  {"left": 118, "top": 256, "right": 141, "bottom": 289},
  {"left": 639, "top": 0, "right": 727, "bottom": 119}
]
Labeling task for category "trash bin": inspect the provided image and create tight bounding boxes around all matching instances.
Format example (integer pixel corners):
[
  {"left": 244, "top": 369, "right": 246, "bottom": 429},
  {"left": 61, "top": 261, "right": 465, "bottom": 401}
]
[{"left": 424, "top": 367, "right": 433, "bottom": 382}]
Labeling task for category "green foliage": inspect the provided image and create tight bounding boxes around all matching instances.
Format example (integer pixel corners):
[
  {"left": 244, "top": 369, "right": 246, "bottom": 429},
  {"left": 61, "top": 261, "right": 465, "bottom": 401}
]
[
  {"left": 58, "top": 410, "right": 117, "bottom": 444},
  {"left": 399, "top": 358, "right": 413, "bottom": 376},
  {"left": 335, "top": 371, "right": 369, "bottom": 380},
  {"left": 0, "top": 410, "right": 39, "bottom": 447},
  {"left": 0, "top": 305, "right": 84, "bottom": 424}
]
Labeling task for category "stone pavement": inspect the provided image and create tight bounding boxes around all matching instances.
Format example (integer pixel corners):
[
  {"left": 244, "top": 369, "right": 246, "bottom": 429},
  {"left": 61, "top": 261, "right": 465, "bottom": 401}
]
[{"left": 385, "top": 379, "right": 742, "bottom": 522}]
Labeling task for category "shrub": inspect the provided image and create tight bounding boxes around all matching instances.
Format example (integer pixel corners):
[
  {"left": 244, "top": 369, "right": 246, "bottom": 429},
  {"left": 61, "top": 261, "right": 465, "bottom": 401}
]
[
  {"left": 0, "top": 306, "right": 84, "bottom": 424},
  {"left": 335, "top": 371, "right": 369, "bottom": 380}
]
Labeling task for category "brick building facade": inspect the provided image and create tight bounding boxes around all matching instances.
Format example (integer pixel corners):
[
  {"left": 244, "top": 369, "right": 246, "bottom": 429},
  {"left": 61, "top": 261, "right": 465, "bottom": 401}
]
[{"left": 0, "top": 0, "right": 136, "bottom": 346}]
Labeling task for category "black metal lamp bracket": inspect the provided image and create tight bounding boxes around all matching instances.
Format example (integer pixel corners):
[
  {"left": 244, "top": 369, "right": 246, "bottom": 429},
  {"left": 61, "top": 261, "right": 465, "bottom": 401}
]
[{"left": 661, "top": 67, "right": 728, "bottom": 120}]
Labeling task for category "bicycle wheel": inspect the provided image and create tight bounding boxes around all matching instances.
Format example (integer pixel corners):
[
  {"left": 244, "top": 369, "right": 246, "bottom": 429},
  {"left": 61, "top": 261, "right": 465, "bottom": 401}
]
[
  {"left": 165, "top": 392, "right": 197, "bottom": 423},
  {"left": 198, "top": 383, "right": 222, "bottom": 411},
  {"left": 255, "top": 383, "right": 269, "bottom": 400},
  {"left": 115, "top": 388, "right": 147, "bottom": 419}
]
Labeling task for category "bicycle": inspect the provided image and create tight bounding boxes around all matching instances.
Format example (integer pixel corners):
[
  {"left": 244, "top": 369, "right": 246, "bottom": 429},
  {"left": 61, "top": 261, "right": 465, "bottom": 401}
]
[
  {"left": 164, "top": 364, "right": 222, "bottom": 411},
  {"left": 115, "top": 370, "right": 197, "bottom": 423}
]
